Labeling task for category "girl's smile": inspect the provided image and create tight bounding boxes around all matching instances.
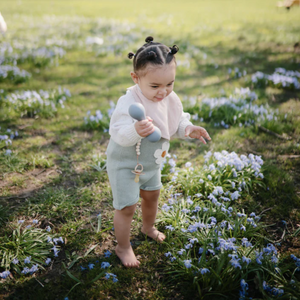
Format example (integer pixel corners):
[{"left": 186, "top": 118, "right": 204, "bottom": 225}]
[{"left": 131, "top": 62, "right": 176, "bottom": 102}]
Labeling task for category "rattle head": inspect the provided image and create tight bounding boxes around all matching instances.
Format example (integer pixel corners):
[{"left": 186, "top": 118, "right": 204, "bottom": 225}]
[
  {"left": 128, "top": 103, "right": 161, "bottom": 142},
  {"left": 128, "top": 103, "right": 146, "bottom": 121}
]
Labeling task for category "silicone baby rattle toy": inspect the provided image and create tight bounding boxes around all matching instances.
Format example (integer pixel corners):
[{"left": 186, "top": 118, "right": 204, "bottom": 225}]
[{"left": 128, "top": 103, "right": 161, "bottom": 142}]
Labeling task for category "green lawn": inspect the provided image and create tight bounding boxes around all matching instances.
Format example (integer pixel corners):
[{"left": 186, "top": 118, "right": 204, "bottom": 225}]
[{"left": 0, "top": 0, "right": 300, "bottom": 299}]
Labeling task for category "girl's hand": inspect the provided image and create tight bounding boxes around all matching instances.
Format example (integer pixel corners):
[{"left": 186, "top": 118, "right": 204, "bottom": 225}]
[
  {"left": 134, "top": 116, "right": 155, "bottom": 137},
  {"left": 185, "top": 125, "right": 211, "bottom": 144}
]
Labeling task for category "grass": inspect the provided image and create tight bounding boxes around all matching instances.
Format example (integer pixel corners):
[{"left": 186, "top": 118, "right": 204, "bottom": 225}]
[{"left": 0, "top": 0, "right": 300, "bottom": 299}]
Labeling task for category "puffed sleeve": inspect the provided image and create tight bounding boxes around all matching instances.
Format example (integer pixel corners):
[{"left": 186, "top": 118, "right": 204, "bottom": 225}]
[{"left": 109, "top": 92, "right": 142, "bottom": 147}]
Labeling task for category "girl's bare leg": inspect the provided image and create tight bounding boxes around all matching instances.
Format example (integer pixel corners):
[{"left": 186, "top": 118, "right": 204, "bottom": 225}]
[
  {"left": 140, "top": 189, "right": 166, "bottom": 242},
  {"left": 114, "top": 204, "right": 140, "bottom": 267}
]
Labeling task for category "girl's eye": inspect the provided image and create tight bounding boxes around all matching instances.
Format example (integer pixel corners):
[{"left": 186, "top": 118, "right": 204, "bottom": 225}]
[{"left": 151, "top": 86, "right": 158, "bottom": 89}]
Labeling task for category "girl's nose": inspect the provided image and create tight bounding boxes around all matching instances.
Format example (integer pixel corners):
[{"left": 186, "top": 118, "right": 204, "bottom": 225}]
[{"left": 158, "top": 87, "right": 167, "bottom": 95}]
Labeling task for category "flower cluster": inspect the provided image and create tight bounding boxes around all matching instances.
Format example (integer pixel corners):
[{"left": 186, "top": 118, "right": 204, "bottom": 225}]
[
  {"left": 168, "top": 150, "right": 264, "bottom": 197},
  {"left": 77, "top": 250, "right": 118, "bottom": 284},
  {"left": 291, "top": 254, "right": 300, "bottom": 271},
  {"left": 263, "top": 281, "right": 284, "bottom": 297},
  {"left": 159, "top": 151, "right": 291, "bottom": 298},
  {"left": 1, "top": 88, "right": 71, "bottom": 118},
  {"left": 184, "top": 87, "right": 280, "bottom": 129},
  {"left": 0, "top": 127, "right": 18, "bottom": 150},
  {"left": 251, "top": 68, "right": 300, "bottom": 90},
  {"left": 0, "top": 219, "right": 64, "bottom": 279},
  {"left": 228, "top": 67, "right": 247, "bottom": 79},
  {"left": 83, "top": 101, "right": 115, "bottom": 131},
  {"left": 17, "top": 46, "right": 66, "bottom": 67},
  {"left": 0, "top": 65, "right": 31, "bottom": 84}
]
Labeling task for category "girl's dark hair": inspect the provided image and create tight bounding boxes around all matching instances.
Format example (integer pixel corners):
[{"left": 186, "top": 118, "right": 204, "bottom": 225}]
[{"left": 128, "top": 36, "right": 179, "bottom": 74}]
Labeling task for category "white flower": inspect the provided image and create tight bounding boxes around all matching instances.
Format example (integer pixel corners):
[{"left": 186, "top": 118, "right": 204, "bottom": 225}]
[{"left": 154, "top": 142, "right": 170, "bottom": 164}]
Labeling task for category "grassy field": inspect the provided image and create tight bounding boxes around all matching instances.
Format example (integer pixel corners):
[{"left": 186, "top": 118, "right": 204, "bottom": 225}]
[{"left": 0, "top": 0, "right": 300, "bottom": 299}]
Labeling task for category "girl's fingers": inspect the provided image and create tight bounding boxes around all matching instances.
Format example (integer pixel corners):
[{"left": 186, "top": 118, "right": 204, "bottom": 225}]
[
  {"left": 202, "top": 130, "right": 211, "bottom": 140},
  {"left": 199, "top": 136, "right": 207, "bottom": 144},
  {"left": 146, "top": 116, "right": 153, "bottom": 122}
]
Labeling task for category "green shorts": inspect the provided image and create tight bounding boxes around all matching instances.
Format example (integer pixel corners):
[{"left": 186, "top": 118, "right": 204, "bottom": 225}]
[{"left": 106, "top": 138, "right": 169, "bottom": 210}]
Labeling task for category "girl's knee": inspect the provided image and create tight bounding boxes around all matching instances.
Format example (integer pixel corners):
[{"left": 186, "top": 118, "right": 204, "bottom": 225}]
[
  {"left": 119, "top": 203, "right": 136, "bottom": 216},
  {"left": 140, "top": 189, "right": 160, "bottom": 201}
]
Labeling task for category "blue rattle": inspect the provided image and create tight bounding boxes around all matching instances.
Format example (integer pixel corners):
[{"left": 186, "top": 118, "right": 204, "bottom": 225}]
[{"left": 128, "top": 103, "right": 161, "bottom": 142}]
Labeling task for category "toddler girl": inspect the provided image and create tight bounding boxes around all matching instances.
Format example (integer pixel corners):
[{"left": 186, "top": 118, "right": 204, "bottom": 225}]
[{"left": 107, "top": 36, "right": 211, "bottom": 268}]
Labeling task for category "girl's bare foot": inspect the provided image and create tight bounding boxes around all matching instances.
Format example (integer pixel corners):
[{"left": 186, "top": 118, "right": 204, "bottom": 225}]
[
  {"left": 141, "top": 226, "right": 166, "bottom": 242},
  {"left": 115, "top": 245, "right": 140, "bottom": 268}
]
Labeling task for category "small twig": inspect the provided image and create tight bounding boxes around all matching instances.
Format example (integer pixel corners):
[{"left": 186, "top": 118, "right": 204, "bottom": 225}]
[
  {"left": 0, "top": 194, "right": 30, "bottom": 200},
  {"left": 278, "top": 155, "right": 300, "bottom": 159},
  {"left": 258, "top": 125, "right": 292, "bottom": 140},
  {"left": 247, "top": 148, "right": 261, "bottom": 156},
  {"left": 33, "top": 169, "right": 46, "bottom": 177},
  {"left": 259, "top": 207, "right": 273, "bottom": 215},
  {"left": 35, "top": 277, "right": 44, "bottom": 287}
]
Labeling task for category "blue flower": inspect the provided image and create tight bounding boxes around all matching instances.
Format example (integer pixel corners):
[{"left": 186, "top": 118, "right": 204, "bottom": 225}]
[
  {"left": 88, "top": 263, "right": 95, "bottom": 269},
  {"left": 230, "top": 258, "right": 242, "bottom": 269},
  {"left": 21, "top": 267, "right": 30, "bottom": 274},
  {"left": 164, "top": 252, "right": 172, "bottom": 257},
  {"left": 12, "top": 258, "right": 19, "bottom": 264},
  {"left": 104, "top": 250, "right": 111, "bottom": 258},
  {"left": 0, "top": 270, "right": 11, "bottom": 279},
  {"left": 101, "top": 262, "right": 111, "bottom": 269},
  {"left": 52, "top": 246, "right": 59, "bottom": 257},
  {"left": 24, "top": 256, "right": 31, "bottom": 264},
  {"left": 29, "top": 264, "right": 38, "bottom": 274},
  {"left": 240, "top": 279, "right": 248, "bottom": 290},
  {"left": 32, "top": 219, "right": 38, "bottom": 224},
  {"left": 45, "top": 258, "right": 51, "bottom": 265},
  {"left": 177, "top": 249, "right": 186, "bottom": 255},
  {"left": 242, "top": 256, "right": 251, "bottom": 265},
  {"left": 189, "top": 238, "right": 198, "bottom": 244},
  {"left": 165, "top": 225, "right": 175, "bottom": 231},
  {"left": 200, "top": 268, "right": 210, "bottom": 274},
  {"left": 183, "top": 259, "right": 192, "bottom": 268},
  {"left": 105, "top": 272, "right": 118, "bottom": 283}
]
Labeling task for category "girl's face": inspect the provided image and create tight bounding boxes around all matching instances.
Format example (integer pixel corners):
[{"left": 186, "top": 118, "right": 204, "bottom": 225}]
[{"left": 131, "top": 62, "right": 176, "bottom": 102}]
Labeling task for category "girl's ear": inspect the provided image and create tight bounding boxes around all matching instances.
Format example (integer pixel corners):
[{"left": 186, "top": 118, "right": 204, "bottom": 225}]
[{"left": 130, "top": 72, "right": 139, "bottom": 84}]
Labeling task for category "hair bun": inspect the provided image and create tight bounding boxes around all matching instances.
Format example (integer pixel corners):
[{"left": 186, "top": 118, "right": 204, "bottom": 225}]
[
  {"left": 145, "top": 36, "right": 154, "bottom": 43},
  {"left": 128, "top": 52, "right": 135, "bottom": 59},
  {"left": 147, "top": 51, "right": 157, "bottom": 59},
  {"left": 169, "top": 45, "right": 179, "bottom": 55}
]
